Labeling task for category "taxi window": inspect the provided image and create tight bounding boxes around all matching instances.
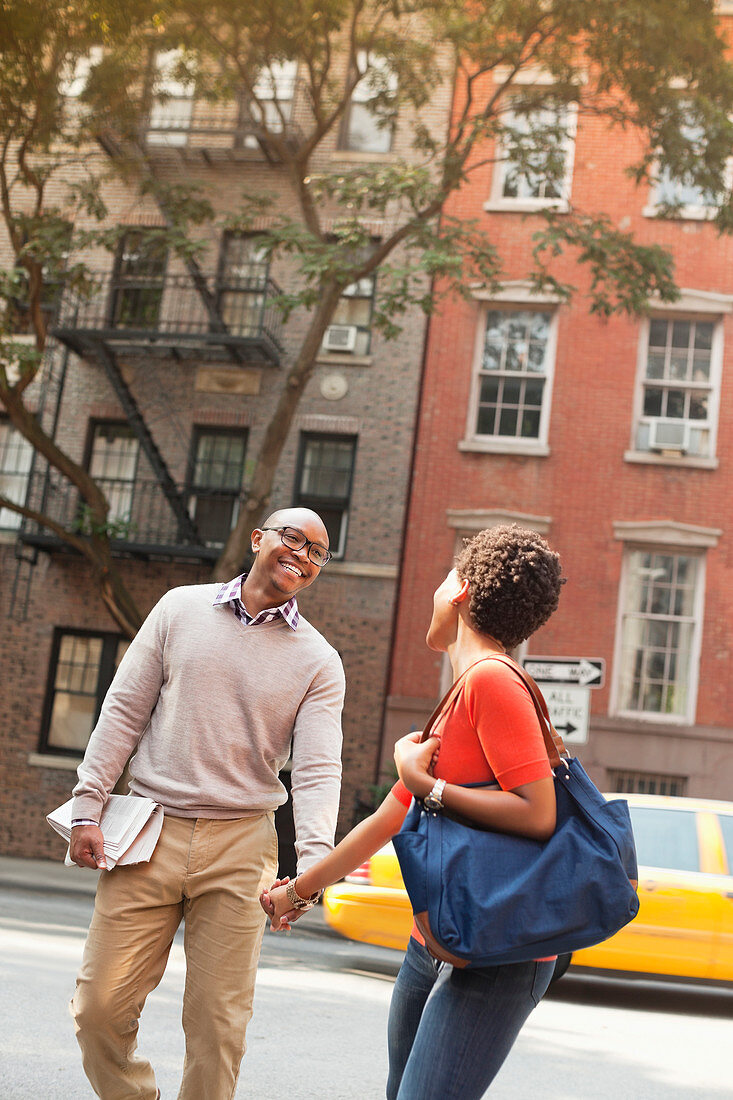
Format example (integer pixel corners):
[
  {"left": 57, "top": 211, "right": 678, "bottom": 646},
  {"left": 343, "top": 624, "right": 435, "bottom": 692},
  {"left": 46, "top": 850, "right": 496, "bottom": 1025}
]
[
  {"left": 627, "top": 806, "right": 699, "bottom": 872},
  {"left": 717, "top": 814, "right": 733, "bottom": 874}
]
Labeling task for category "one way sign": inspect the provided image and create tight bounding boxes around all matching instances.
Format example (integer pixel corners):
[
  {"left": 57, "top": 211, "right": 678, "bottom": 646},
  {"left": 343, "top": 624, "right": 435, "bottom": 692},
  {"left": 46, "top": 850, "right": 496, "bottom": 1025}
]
[{"left": 523, "top": 657, "right": 604, "bottom": 688}]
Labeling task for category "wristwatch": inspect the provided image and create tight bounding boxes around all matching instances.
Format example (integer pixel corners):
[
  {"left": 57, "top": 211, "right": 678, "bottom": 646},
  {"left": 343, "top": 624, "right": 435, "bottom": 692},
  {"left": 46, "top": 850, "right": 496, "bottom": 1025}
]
[{"left": 423, "top": 778, "right": 446, "bottom": 812}]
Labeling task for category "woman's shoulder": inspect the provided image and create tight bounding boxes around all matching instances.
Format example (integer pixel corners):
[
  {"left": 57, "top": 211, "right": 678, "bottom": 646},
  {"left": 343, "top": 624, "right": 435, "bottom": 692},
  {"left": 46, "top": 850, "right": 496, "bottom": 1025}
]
[{"left": 464, "top": 656, "right": 521, "bottom": 687}]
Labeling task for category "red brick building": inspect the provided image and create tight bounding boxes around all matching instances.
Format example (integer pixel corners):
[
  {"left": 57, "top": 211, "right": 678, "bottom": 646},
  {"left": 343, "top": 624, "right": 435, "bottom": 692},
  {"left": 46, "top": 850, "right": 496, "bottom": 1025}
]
[{"left": 383, "top": 47, "right": 733, "bottom": 800}]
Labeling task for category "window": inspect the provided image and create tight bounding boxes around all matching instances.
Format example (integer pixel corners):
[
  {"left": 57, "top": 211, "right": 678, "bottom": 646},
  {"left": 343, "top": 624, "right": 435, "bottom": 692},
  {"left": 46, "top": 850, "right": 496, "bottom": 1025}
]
[
  {"left": 341, "top": 52, "right": 397, "bottom": 154},
  {"left": 40, "top": 630, "right": 128, "bottom": 755},
  {"left": 467, "top": 309, "right": 554, "bottom": 446},
  {"left": 718, "top": 814, "right": 733, "bottom": 873},
  {"left": 608, "top": 769, "right": 688, "bottom": 797},
  {"left": 187, "top": 428, "right": 247, "bottom": 546},
  {"left": 648, "top": 107, "right": 722, "bottom": 218},
  {"left": 627, "top": 806, "right": 700, "bottom": 873},
  {"left": 489, "top": 101, "right": 576, "bottom": 209},
  {"left": 239, "top": 61, "right": 297, "bottom": 148},
  {"left": 60, "top": 47, "right": 104, "bottom": 99},
  {"left": 634, "top": 317, "right": 719, "bottom": 459},
  {"left": 295, "top": 433, "right": 357, "bottom": 557},
  {"left": 0, "top": 419, "right": 33, "bottom": 530},
  {"left": 109, "top": 230, "right": 168, "bottom": 329},
  {"left": 8, "top": 221, "right": 72, "bottom": 334},
  {"left": 323, "top": 273, "right": 376, "bottom": 357},
  {"left": 87, "top": 423, "right": 140, "bottom": 525},
  {"left": 146, "top": 49, "right": 195, "bottom": 146},
  {"left": 216, "top": 234, "right": 269, "bottom": 336},
  {"left": 615, "top": 550, "right": 703, "bottom": 722}
]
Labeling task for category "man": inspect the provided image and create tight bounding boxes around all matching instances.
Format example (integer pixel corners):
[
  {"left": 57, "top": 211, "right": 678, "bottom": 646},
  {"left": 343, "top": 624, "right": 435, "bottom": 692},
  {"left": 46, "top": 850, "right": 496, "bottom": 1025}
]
[{"left": 68, "top": 508, "right": 345, "bottom": 1099}]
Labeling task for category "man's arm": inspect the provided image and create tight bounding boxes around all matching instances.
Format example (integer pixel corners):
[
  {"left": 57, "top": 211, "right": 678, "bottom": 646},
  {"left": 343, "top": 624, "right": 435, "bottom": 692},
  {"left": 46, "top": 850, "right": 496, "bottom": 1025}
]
[
  {"left": 70, "top": 593, "right": 169, "bottom": 826},
  {"left": 289, "top": 650, "right": 346, "bottom": 873}
]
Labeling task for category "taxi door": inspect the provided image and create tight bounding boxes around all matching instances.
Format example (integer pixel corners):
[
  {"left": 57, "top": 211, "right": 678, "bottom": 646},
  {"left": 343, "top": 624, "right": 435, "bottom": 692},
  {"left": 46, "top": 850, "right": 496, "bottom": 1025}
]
[{"left": 575, "top": 806, "right": 717, "bottom": 979}]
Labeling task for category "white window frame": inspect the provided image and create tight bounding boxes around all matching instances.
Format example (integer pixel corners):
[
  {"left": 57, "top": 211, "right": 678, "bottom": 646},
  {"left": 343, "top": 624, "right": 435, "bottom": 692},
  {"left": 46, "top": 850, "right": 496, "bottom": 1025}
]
[
  {"left": 643, "top": 99, "right": 732, "bottom": 222},
  {"left": 0, "top": 417, "right": 33, "bottom": 531},
  {"left": 460, "top": 292, "right": 558, "bottom": 456},
  {"left": 610, "top": 522, "right": 720, "bottom": 725},
  {"left": 626, "top": 294, "right": 727, "bottom": 469},
  {"left": 241, "top": 60, "right": 298, "bottom": 149},
  {"left": 146, "top": 49, "right": 196, "bottom": 147},
  {"left": 60, "top": 47, "right": 104, "bottom": 99},
  {"left": 340, "top": 51, "right": 398, "bottom": 155},
  {"left": 485, "top": 85, "right": 577, "bottom": 213}
]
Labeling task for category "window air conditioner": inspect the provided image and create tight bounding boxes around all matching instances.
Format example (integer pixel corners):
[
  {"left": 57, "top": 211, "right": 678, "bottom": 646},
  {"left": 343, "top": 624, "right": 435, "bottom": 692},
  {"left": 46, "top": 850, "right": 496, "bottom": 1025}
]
[
  {"left": 648, "top": 418, "right": 691, "bottom": 453},
  {"left": 323, "top": 324, "right": 357, "bottom": 352}
]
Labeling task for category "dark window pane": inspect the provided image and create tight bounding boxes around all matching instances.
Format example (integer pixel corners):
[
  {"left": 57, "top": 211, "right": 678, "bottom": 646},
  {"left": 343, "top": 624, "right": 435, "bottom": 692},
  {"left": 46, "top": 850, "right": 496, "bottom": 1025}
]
[{"left": 643, "top": 388, "right": 663, "bottom": 417}]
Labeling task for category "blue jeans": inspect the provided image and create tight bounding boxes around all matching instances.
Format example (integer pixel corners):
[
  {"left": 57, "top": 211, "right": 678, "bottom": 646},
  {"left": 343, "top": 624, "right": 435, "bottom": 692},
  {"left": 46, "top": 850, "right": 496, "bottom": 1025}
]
[{"left": 387, "top": 937, "right": 554, "bottom": 1100}]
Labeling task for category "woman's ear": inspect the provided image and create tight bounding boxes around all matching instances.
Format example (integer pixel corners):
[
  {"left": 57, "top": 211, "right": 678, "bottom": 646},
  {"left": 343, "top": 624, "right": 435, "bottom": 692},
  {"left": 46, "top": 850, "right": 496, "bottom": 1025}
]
[{"left": 450, "top": 578, "right": 470, "bottom": 606}]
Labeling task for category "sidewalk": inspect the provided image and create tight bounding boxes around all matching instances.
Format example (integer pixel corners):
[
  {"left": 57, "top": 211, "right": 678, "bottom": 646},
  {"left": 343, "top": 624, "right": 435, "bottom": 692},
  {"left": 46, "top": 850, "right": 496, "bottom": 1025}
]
[{"left": 0, "top": 854, "right": 338, "bottom": 937}]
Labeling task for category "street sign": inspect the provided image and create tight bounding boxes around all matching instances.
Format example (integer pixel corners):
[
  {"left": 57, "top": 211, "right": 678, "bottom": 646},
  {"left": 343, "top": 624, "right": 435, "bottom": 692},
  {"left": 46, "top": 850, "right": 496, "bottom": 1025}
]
[
  {"left": 523, "top": 656, "right": 604, "bottom": 688},
  {"left": 542, "top": 685, "right": 590, "bottom": 745}
]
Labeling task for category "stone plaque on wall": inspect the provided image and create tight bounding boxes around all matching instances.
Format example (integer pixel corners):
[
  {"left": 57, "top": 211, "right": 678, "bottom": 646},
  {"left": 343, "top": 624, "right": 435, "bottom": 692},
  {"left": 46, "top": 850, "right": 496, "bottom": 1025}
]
[{"left": 195, "top": 367, "right": 262, "bottom": 395}]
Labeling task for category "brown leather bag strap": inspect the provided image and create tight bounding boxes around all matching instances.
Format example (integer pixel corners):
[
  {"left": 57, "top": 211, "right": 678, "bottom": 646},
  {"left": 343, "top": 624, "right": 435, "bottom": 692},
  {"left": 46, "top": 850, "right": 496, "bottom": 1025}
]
[
  {"left": 419, "top": 654, "right": 569, "bottom": 769},
  {"left": 487, "top": 654, "right": 569, "bottom": 768}
]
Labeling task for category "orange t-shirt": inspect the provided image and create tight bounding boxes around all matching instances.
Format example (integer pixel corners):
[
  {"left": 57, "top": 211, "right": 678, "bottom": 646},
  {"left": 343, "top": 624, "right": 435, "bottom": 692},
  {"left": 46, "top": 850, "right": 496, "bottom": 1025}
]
[{"left": 391, "top": 657, "right": 555, "bottom": 959}]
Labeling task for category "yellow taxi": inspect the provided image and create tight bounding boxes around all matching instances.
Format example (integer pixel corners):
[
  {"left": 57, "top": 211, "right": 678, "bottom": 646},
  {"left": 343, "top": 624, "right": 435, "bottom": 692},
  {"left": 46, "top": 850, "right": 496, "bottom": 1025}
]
[{"left": 322, "top": 794, "right": 733, "bottom": 982}]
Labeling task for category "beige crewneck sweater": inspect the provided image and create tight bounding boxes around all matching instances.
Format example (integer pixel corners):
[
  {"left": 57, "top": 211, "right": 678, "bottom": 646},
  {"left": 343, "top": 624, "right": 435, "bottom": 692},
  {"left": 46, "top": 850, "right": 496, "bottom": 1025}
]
[{"left": 72, "top": 583, "right": 345, "bottom": 871}]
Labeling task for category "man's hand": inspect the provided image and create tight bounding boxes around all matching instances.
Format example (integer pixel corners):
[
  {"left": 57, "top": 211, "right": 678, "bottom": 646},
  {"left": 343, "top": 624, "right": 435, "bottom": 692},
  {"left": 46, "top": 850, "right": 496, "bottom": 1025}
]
[
  {"left": 259, "top": 877, "right": 303, "bottom": 932},
  {"left": 69, "top": 824, "right": 107, "bottom": 870}
]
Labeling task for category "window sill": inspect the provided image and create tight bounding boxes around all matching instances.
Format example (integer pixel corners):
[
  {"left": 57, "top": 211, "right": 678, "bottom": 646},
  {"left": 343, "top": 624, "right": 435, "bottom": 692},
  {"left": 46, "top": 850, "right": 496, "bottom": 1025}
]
[
  {"left": 28, "top": 752, "right": 81, "bottom": 770},
  {"left": 624, "top": 449, "right": 718, "bottom": 470},
  {"left": 332, "top": 149, "right": 398, "bottom": 163},
  {"left": 325, "top": 560, "right": 398, "bottom": 579},
  {"left": 316, "top": 352, "right": 373, "bottom": 368},
  {"left": 609, "top": 710, "right": 690, "bottom": 727},
  {"left": 483, "top": 198, "right": 570, "bottom": 215},
  {"left": 459, "top": 438, "right": 550, "bottom": 457},
  {"left": 642, "top": 204, "right": 716, "bottom": 222}
]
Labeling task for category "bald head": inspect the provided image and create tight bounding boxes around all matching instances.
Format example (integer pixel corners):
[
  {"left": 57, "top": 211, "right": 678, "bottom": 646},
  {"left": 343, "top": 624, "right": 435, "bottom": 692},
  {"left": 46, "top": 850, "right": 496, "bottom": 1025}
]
[{"left": 262, "top": 507, "right": 329, "bottom": 548}]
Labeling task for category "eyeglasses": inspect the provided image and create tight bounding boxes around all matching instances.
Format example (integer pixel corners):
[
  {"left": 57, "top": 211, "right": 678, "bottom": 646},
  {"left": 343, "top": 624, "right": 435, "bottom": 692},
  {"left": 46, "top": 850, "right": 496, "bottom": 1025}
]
[{"left": 261, "top": 526, "right": 333, "bottom": 567}]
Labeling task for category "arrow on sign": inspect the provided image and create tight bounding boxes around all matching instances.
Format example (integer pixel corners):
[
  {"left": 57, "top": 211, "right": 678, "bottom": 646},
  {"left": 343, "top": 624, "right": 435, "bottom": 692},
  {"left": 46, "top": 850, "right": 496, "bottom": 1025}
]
[
  {"left": 523, "top": 657, "right": 604, "bottom": 687},
  {"left": 554, "top": 721, "right": 578, "bottom": 736}
]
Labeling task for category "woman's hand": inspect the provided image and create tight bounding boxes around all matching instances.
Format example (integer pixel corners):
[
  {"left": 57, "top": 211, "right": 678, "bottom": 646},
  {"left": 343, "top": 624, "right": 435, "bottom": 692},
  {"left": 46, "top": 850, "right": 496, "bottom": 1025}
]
[
  {"left": 259, "top": 878, "right": 301, "bottom": 932},
  {"left": 394, "top": 733, "right": 440, "bottom": 799}
]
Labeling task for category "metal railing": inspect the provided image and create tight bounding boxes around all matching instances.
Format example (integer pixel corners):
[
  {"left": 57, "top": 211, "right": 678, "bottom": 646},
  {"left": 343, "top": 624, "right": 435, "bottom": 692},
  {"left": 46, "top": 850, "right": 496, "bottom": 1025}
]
[
  {"left": 52, "top": 269, "right": 283, "bottom": 361},
  {"left": 139, "top": 81, "right": 307, "bottom": 155},
  {"left": 19, "top": 473, "right": 245, "bottom": 561}
]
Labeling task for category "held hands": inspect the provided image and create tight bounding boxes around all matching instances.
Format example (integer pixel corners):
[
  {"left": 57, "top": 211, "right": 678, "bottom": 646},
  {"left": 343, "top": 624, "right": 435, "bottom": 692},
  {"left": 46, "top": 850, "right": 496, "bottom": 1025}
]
[
  {"left": 394, "top": 732, "right": 440, "bottom": 799},
  {"left": 69, "top": 824, "right": 107, "bottom": 870},
  {"left": 259, "top": 877, "right": 303, "bottom": 932}
]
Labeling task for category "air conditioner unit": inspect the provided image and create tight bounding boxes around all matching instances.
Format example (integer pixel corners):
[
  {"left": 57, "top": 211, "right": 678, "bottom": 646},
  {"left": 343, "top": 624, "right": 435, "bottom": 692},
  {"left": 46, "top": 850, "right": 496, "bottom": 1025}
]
[
  {"left": 648, "top": 419, "right": 691, "bottom": 453},
  {"left": 323, "top": 324, "right": 357, "bottom": 352}
]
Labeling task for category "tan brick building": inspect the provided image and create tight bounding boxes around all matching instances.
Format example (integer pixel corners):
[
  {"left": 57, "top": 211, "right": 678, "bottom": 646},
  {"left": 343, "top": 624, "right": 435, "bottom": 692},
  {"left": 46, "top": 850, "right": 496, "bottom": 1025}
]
[{"left": 0, "top": 44, "right": 453, "bottom": 861}]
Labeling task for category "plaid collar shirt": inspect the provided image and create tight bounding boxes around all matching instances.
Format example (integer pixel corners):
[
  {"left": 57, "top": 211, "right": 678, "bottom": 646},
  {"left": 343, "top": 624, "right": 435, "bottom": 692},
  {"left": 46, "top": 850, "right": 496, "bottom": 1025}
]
[{"left": 213, "top": 573, "right": 300, "bottom": 631}]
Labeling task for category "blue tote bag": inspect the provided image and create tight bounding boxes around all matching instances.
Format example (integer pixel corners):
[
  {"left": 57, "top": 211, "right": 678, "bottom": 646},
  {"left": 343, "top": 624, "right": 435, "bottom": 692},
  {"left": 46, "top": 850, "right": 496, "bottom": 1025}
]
[{"left": 393, "top": 657, "right": 639, "bottom": 968}]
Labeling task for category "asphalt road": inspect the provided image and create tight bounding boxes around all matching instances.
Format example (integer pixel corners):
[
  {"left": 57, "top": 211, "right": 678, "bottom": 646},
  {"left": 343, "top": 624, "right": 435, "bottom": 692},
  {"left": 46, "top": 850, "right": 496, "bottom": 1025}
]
[{"left": 1, "top": 869, "right": 732, "bottom": 1098}]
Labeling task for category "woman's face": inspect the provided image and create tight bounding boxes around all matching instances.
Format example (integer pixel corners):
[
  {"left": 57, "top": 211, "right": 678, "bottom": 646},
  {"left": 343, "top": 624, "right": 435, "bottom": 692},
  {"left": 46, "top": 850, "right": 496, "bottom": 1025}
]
[{"left": 426, "top": 568, "right": 463, "bottom": 652}]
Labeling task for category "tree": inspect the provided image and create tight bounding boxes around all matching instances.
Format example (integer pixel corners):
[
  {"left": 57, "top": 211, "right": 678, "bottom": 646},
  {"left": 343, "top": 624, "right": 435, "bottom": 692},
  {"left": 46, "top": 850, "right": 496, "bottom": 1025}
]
[
  {"left": 165, "top": 0, "right": 733, "bottom": 577},
  {"left": 2, "top": 0, "right": 733, "bottom": 623}
]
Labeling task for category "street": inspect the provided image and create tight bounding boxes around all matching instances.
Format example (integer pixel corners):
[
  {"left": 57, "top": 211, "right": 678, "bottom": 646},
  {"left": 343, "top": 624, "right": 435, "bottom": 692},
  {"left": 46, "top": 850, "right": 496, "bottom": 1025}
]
[{"left": 1, "top": 883, "right": 731, "bottom": 1099}]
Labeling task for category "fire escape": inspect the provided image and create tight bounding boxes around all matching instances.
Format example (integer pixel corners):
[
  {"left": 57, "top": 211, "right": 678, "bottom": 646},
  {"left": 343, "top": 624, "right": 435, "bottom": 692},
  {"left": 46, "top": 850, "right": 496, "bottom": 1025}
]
[{"left": 13, "top": 80, "right": 301, "bottom": 595}]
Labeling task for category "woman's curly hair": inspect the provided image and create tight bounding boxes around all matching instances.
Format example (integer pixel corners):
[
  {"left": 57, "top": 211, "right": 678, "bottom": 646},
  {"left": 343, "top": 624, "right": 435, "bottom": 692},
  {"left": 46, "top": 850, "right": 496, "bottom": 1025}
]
[{"left": 455, "top": 524, "right": 566, "bottom": 650}]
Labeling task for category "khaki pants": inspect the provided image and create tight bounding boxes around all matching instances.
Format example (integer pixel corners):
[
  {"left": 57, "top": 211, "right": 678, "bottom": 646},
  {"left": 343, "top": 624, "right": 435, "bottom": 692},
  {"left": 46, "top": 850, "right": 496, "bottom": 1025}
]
[{"left": 71, "top": 813, "right": 278, "bottom": 1100}]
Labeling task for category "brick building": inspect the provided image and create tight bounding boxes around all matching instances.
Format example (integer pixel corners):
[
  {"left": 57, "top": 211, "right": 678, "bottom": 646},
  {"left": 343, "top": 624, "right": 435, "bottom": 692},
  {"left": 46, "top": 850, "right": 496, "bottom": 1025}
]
[
  {"left": 383, "top": 29, "right": 733, "bottom": 800},
  {"left": 0, "top": 44, "right": 453, "bottom": 860}
]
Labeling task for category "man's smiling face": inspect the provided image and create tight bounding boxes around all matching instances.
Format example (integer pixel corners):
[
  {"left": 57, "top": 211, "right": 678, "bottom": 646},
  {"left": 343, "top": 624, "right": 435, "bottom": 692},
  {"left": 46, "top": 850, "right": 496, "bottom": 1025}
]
[{"left": 249, "top": 508, "right": 330, "bottom": 601}]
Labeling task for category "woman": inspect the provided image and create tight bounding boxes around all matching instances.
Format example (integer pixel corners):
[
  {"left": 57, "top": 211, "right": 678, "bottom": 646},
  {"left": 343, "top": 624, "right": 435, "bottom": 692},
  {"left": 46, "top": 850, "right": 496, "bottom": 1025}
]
[{"left": 261, "top": 524, "right": 565, "bottom": 1099}]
